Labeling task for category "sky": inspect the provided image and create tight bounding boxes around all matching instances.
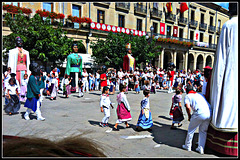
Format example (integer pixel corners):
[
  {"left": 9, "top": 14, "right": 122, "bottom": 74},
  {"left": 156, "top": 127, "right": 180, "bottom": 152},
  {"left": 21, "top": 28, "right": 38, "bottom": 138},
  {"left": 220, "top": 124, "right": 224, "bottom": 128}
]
[{"left": 213, "top": 2, "right": 229, "bottom": 10}]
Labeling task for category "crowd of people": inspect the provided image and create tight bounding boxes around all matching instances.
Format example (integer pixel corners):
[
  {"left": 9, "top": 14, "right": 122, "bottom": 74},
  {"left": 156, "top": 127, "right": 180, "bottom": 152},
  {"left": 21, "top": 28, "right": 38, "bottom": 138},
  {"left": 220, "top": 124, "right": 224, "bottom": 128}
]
[{"left": 59, "top": 65, "right": 209, "bottom": 97}]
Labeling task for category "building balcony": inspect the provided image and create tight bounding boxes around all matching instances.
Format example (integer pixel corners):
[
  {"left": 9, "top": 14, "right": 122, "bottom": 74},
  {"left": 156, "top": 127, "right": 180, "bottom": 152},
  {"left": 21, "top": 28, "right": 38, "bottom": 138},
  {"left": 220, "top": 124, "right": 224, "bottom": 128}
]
[
  {"left": 94, "top": 2, "right": 110, "bottom": 5},
  {"left": 134, "top": 4, "right": 147, "bottom": 16},
  {"left": 209, "top": 43, "right": 217, "bottom": 49},
  {"left": 178, "top": 17, "right": 188, "bottom": 26},
  {"left": 150, "top": 8, "right": 162, "bottom": 20},
  {"left": 199, "top": 23, "right": 207, "bottom": 30},
  {"left": 149, "top": 32, "right": 198, "bottom": 45},
  {"left": 93, "top": 2, "right": 111, "bottom": 8},
  {"left": 216, "top": 27, "right": 221, "bottom": 35},
  {"left": 115, "top": 2, "right": 130, "bottom": 11},
  {"left": 165, "top": 13, "right": 176, "bottom": 23},
  {"left": 208, "top": 25, "right": 216, "bottom": 33},
  {"left": 149, "top": 32, "right": 217, "bottom": 50},
  {"left": 189, "top": 19, "right": 198, "bottom": 28}
]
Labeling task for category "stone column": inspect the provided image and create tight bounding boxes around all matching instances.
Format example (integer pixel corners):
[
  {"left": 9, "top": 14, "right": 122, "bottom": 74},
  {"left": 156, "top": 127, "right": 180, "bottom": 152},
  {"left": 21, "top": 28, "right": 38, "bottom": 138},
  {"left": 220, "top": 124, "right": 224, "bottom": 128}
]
[
  {"left": 185, "top": 51, "right": 188, "bottom": 71},
  {"left": 193, "top": 53, "right": 197, "bottom": 71},
  {"left": 160, "top": 48, "right": 164, "bottom": 69},
  {"left": 203, "top": 54, "right": 207, "bottom": 68},
  {"left": 211, "top": 56, "right": 214, "bottom": 68},
  {"left": 173, "top": 50, "right": 177, "bottom": 70}
]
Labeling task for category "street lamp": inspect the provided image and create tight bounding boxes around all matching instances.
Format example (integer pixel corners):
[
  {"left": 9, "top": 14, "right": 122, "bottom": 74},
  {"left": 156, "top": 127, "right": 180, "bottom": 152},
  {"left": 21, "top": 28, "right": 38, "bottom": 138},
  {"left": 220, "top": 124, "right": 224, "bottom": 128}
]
[
  {"left": 146, "top": 26, "right": 154, "bottom": 66},
  {"left": 150, "top": 26, "right": 154, "bottom": 42},
  {"left": 146, "top": 26, "right": 154, "bottom": 43}
]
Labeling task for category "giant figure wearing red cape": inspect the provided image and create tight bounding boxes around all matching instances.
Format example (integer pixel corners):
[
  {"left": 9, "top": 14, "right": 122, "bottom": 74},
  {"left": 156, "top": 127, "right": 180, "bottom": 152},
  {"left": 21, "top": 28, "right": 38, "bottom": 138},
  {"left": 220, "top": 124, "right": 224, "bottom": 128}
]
[{"left": 123, "top": 43, "right": 136, "bottom": 71}]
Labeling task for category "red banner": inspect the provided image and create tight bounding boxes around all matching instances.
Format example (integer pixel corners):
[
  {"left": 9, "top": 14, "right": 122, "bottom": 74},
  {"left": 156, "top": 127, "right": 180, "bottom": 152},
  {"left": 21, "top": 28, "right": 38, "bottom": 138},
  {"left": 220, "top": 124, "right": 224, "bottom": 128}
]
[
  {"left": 90, "top": 22, "right": 146, "bottom": 37},
  {"left": 173, "top": 26, "right": 178, "bottom": 37},
  {"left": 160, "top": 23, "right": 165, "bottom": 35}
]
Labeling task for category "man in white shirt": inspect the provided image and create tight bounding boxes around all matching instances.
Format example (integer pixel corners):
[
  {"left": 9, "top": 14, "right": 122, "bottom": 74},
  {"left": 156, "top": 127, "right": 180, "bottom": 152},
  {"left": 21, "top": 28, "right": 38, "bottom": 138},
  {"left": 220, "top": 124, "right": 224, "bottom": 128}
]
[
  {"left": 182, "top": 85, "right": 212, "bottom": 154},
  {"left": 117, "top": 68, "right": 124, "bottom": 80},
  {"left": 82, "top": 69, "right": 89, "bottom": 92}
]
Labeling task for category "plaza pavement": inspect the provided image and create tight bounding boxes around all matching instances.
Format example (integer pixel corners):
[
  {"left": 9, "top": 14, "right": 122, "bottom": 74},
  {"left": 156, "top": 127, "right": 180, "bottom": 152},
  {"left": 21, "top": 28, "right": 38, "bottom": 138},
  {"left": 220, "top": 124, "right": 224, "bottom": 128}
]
[{"left": 2, "top": 89, "right": 220, "bottom": 158}]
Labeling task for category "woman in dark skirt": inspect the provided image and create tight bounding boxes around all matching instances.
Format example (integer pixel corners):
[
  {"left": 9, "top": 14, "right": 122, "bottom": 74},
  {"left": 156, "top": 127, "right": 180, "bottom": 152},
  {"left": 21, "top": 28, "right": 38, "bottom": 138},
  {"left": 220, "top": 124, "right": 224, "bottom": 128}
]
[
  {"left": 170, "top": 87, "right": 184, "bottom": 129},
  {"left": 4, "top": 77, "right": 21, "bottom": 115},
  {"left": 24, "top": 62, "right": 45, "bottom": 121}
]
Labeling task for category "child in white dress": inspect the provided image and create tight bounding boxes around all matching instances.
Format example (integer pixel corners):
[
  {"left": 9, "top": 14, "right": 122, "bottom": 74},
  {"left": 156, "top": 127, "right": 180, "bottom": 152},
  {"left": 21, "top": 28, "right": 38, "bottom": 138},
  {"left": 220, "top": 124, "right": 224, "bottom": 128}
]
[{"left": 99, "top": 86, "right": 114, "bottom": 127}]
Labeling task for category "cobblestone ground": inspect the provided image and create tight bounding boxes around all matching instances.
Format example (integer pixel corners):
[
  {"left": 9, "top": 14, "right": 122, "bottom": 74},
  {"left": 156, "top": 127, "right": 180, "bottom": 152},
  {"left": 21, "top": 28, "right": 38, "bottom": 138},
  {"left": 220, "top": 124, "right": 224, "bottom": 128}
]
[{"left": 2, "top": 89, "right": 220, "bottom": 157}]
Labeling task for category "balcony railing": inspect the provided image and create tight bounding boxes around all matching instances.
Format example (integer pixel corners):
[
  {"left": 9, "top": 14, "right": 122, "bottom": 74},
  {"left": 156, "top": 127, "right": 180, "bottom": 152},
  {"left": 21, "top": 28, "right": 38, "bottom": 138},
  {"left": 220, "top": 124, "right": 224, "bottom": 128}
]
[
  {"left": 149, "top": 32, "right": 198, "bottom": 45},
  {"left": 199, "top": 23, "right": 207, "bottom": 30},
  {"left": 178, "top": 16, "right": 188, "bottom": 25},
  {"left": 149, "top": 32, "right": 217, "bottom": 50},
  {"left": 150, "top": 8, "right": 162, "bottom": 20},
  {"left": 165, "top": 13, "right": 176, "bottom": 23},
  {"left": 189, "top": 19, "right": 198, "bottom": 28},
  {"left": 93, "top": 2, "right": 111, "bottom": 7},
  {"left": 208, "top": 25, "right": 216, "bottom": 33},
  {"left": 115, "top": 2, "right": 130, "bottom": 11},
  {"left": 217, "top": 27, "right": 221, "bottom": 34},
  {"left": 134, "top": 4, "right": 147, "bottom": 15},
  {"left": 209, "top": 43, "right": 217, "bottom": 49}
]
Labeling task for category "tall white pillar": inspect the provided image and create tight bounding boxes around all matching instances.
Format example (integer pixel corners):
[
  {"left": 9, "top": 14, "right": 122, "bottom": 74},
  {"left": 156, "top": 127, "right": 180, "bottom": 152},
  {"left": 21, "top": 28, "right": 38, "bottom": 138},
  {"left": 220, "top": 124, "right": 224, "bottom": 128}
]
[
  {"left": 203, "top": 54, "right": 207, "bottom": 68},
  {"left": 185, "top": 51, "right": 188, "bottom": 71},
  {"left": 160, "top": 48, "right": 164, "bottom": 69},
  {"left": 173, "top": 50, "right": 177, "bottom": 69},
  {"left": 193, "top": 53, "right": 197, "bottom": 71}
]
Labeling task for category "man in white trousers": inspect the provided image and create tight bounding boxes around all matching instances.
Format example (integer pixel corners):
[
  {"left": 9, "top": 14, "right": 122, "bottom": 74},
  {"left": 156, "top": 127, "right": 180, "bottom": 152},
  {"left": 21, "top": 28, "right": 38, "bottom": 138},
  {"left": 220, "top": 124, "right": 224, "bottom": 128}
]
[
  {"left": 82, "top": 68, "right": 89, "bottom": 93},
  {"left": 182, "top": 85, "right": 212, "bottom": 154}
]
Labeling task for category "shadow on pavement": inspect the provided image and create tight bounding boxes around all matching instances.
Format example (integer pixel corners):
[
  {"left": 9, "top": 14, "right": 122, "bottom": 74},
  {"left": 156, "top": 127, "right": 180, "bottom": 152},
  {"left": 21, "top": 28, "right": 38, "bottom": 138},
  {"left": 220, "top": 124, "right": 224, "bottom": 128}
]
[
  {"left": 89, "top": 93, "right": 101, "bottom": 96},
  {"left": 58, "top": 95, "right": 67, "bottom": 99},
  {"left": 158, "top": 115, "right": 172, "bottom": 121},
  {"left": 88, "top": 120, "right": 128, "bottom": 130},
  {"left": 152, "top": 121, "right": 198, "bottom": 151},
  {"left": 20, "top": 112, "right": 37, "bottom": 120}
]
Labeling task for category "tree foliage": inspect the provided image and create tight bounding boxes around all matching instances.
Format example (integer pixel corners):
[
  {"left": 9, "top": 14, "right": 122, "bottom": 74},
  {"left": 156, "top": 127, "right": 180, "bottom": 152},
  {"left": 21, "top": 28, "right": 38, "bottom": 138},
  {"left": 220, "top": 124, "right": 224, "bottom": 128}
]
[
  {"left": 90, "top": 32, "right": 161, "bottom": 69},
  {"left": 3, "top": 12, "right": 84, "bottom": 67}
]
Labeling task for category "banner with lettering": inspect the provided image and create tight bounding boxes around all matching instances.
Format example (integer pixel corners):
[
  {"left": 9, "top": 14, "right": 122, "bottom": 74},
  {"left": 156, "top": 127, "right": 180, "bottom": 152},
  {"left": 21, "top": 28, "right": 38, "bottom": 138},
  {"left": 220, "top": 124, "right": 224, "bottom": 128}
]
[
  {"left": 194, "top": 30, "right": 200, "bottom": 42},
  {"left": 173, "top": 26, "right": 178, "bottom": 37},
  {"left": 90, "top": 22, "right": 146, "bottom": 37},
  {"left": 160, "top": 22, "right": 165, "bottom": 35}
]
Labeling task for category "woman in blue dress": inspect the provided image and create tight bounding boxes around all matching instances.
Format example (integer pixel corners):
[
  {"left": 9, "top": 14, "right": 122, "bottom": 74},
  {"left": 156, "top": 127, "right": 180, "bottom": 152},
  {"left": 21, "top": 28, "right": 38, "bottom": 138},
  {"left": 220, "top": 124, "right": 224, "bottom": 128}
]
[{"left": 136, "top": 89, "right": 153, "bottom": 131}]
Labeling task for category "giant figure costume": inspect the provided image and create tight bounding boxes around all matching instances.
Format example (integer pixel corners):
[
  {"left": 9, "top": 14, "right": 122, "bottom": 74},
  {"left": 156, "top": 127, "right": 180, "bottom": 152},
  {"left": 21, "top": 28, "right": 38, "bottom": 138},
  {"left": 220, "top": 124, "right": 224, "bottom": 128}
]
[
  {"left": 65, "top": 43, "right": 83, "bottom": 93},
  {"left": 123, "top": 43, "right": 136, "bottom": 71},
  {"left": 205, "top": 4, "right": 238, "bottom": 156},
  {"left": 8, "top": 37, "right": 30, "bottom": 85}
]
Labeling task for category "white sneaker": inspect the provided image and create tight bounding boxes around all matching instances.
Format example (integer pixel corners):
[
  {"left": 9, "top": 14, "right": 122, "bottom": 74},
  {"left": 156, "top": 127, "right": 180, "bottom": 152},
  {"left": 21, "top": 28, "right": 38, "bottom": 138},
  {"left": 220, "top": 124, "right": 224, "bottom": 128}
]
[
  {"left": 24, "top": 115, "right": 30, "bottom": 120},
  {"left": 182, "top": 145, "right": 191, "bottom": 151},
  {"left": 196, "top": 147, "right": 204, "bottom": 154},
  {"left": 37, "top": 117, "right": 45, "bottom": 121}
]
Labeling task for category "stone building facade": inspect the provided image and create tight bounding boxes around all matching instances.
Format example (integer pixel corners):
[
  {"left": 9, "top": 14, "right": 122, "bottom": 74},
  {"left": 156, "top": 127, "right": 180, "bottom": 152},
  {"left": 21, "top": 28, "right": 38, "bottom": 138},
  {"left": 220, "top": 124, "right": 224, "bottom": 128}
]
[{"left": 2, "top": 2, "right": 229, "bottom": 71}]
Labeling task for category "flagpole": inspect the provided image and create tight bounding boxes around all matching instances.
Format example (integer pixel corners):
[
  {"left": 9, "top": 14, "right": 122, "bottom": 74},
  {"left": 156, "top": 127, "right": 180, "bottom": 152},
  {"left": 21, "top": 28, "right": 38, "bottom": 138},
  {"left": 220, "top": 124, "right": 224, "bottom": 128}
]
[
  {"left": 187, "top": 2, "right": 190, "bottom": 40},
  {"left": 187, "top": 2, "right": 190, "bottom": 72}
]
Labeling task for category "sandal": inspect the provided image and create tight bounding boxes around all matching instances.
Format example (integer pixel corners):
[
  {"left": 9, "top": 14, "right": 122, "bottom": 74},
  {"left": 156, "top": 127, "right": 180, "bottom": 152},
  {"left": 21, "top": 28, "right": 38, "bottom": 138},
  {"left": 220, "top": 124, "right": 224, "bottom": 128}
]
[
  {"left": 178, "top": 123, "right": 183, "bottom": 127},
  {"left": 113, "top": 126, "right": 119, "bottom": 131},
  {"left": 126, "top": 125, "right": 131, "bottom": 128}
]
